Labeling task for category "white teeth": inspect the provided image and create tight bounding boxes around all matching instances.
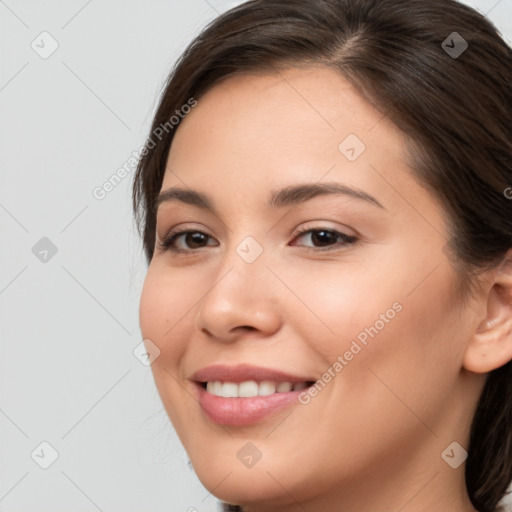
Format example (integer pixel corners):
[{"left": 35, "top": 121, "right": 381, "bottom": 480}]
[
  {"left": 238, "top": 380, "right": 259, "bottom": 397},
  {"left": 221, "top": 382, "right": 238, "bottom": 398},
  {"left": 276, "top": 381, "right": 293, "bottom": 392},
  {"left": 205, "top": 380, "right": 309, "bottom": 397},
  {"left": 258, "top": 380, "right": 276, "bottom": 396}
]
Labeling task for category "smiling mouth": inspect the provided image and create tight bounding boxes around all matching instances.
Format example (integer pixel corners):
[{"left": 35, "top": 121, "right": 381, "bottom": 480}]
[{"left": 199, "top": 380, "right": 316, "bottom": 398}]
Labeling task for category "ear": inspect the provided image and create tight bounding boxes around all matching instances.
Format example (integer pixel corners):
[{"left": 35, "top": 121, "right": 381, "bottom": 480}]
[{"left": 463, "top": 250, "right": 512, "bottom": 374}]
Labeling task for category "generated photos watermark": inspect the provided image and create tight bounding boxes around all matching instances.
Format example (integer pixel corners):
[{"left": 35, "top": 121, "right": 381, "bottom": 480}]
[
  {"left": 92, "top": 97, "right": 197, "bottom": 201},
  {"left": 298, "top": 301, "right": 403, "bottom": 405}
]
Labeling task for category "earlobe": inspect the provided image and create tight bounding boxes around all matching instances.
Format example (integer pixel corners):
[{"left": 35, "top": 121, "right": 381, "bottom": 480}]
[{"left": 463, "top": 252, "right": 512, "bottom": 374}]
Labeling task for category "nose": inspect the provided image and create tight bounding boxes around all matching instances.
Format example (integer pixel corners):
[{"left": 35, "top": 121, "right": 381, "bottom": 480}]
[{"left": 195, "top": 240, "right": 282, "bottom": 343}]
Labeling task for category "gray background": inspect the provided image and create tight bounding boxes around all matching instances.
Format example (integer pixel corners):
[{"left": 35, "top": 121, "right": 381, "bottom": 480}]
[{"left": 1, "top": 1, "right": 511, "bottom": 511}]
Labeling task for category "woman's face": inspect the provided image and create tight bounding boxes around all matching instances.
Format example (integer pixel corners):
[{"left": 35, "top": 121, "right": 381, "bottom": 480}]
[{"left": 139, "top": 66, "right": 484, "bottom": 510}]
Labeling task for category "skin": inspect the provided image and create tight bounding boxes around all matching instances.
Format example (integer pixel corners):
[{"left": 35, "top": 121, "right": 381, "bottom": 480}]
[{"left": 139, "top": 66, "right": 512, "bottom": 512}]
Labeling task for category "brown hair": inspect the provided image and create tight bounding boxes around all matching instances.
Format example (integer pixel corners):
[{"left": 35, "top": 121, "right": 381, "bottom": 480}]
[{"left": 132, "top": 1, "right": 512, "bottom": 510}]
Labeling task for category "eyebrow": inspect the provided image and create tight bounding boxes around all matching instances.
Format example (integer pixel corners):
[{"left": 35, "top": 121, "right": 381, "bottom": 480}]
[{"left": 155, "top": 182, "right": 385, "bottom": 213}]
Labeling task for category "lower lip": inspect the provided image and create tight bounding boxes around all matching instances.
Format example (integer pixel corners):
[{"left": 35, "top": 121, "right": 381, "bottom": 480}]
[{"left": 195, "top": 383, "right": 308, "bottom": 426}]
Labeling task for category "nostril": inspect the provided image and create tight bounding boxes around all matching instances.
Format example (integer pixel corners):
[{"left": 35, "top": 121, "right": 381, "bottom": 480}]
[{"left": 238, "top": 326, "right": 256, "bottom": 331}]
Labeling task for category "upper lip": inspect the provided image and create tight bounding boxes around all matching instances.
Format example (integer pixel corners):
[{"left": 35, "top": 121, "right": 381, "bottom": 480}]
[{"left": 191, "top": 364, "right": 316, "bottom": 384}]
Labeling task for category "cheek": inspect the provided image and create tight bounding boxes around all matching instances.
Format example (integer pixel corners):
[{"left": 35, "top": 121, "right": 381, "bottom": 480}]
[
  {"left": 139, "top": 268, "right": 165, "bottom": 343},
  {"left": 291, "top": 253, "right": 459, "bottom": 407},
  {"left": 285, "top": 259, "right": 404, "bottom": 356},
  {"left": 138, "top": 265, "right": 194, "bottom": 427},
  {"left": 138, "top": 264, "right": 192, "bottom": 364}
]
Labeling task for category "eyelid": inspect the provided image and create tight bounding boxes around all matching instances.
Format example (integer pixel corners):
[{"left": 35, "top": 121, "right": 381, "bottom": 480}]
[
  {"left": 289, "top": 225, "right": 359, "bottom": 252},
  {"left": 157, "top": 224, "right": 216, "bottom": 252},
  {"left": 156, "top": 221, "right": 211, "bottom": 241},
  {"left": 290, "top": 220, "right": 357, "bottom": 240}
]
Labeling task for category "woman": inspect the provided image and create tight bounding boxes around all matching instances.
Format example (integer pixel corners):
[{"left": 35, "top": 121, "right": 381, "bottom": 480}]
[{"left": 132, "top": 0, "right": 512, "bottom": 510}]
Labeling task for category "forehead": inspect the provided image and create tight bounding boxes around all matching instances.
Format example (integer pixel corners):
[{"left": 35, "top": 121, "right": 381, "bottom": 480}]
[
  {"left": 162, "top": 66, "right": 416, "bottom": 213},
  {"left": 166, "top": 66, "right": 409, "bottom": 172}
]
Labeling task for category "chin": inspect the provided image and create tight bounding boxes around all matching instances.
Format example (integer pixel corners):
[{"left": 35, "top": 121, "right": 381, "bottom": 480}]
[{"left": 190, "top": 453, "right": 314, "bottom": 509}]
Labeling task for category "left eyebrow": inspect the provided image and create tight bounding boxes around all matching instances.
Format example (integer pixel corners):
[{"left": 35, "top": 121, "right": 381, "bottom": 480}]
[
  {"left": 268, "top": 182, "right": 385, "bottom": 209},
  {"left": 155, "top": 181, "right": 385, "bottom": 213}
]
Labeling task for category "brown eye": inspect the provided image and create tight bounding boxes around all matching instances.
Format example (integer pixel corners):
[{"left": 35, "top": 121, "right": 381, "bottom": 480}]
[
  {"left": 290, "top": 227, "right": 358, "bottom": 251},
  {"left": 158, "top": 229, "right": 217, "bottom": 253}
]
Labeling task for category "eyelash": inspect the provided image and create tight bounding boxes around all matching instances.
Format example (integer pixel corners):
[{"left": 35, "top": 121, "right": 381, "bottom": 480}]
[{"left": 157, "top": 226, "right": 359, "bottom": 255}]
